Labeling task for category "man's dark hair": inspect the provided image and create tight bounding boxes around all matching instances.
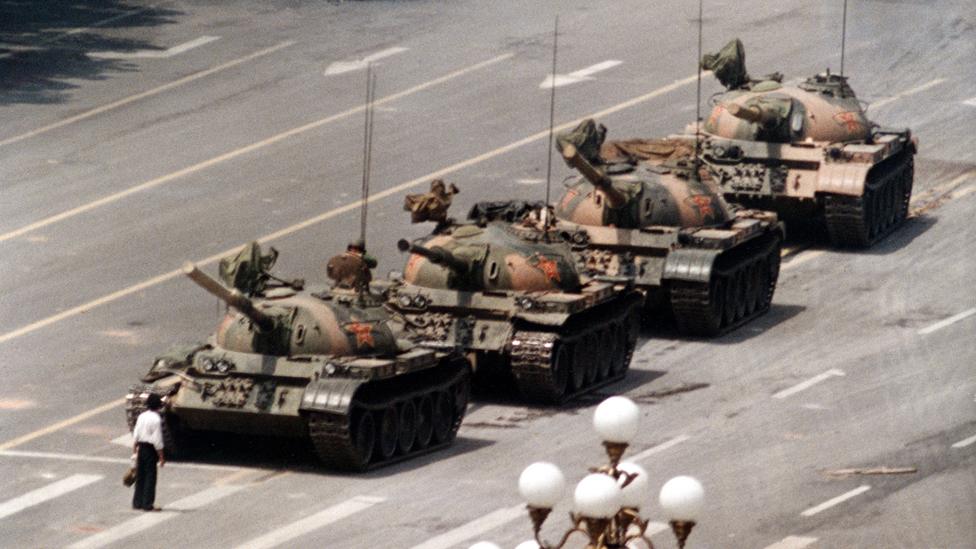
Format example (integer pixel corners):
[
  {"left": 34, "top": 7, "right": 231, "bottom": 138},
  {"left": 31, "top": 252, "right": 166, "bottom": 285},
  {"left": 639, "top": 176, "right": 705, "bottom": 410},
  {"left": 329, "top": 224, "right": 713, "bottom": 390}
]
[{"left": 145, "top": 394, "right": 163, "bottom": 411}]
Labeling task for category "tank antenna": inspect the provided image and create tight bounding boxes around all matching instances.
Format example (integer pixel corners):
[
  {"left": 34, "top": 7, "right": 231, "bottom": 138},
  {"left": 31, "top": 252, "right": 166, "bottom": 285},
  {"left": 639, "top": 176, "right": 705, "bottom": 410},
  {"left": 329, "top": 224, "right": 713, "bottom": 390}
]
[
  {"left": 543, "top": 15, "right": 559, "bottom": 229},
  {"left": 693, "top": 0, "right": 704, "bottom": 178},
  {"left": 840, "top": 0, "right": 848, "bottom": 76},
  {"left": 359, "top": 63, "right": 376, "bottom": 249}
]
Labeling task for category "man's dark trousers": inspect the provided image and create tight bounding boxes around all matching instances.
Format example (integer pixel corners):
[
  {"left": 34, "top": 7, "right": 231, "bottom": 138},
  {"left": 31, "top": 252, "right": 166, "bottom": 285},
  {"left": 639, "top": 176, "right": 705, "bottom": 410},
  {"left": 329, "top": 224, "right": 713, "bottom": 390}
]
[{"left": 132, "top": 442, "right": 157, "bottom": 509}]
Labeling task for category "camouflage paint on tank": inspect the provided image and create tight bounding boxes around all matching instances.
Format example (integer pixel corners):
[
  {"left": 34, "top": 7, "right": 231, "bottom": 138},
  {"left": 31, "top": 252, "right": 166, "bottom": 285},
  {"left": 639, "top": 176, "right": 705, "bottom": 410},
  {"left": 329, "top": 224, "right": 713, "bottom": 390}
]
[
  {"left": 555, "top": 164, "right": 732, "bottom": 229},
  {"left": 704, "top": 80, "right": 870, "bottom": 144},
  {"left": 402, "top": 223, "right": 581, "bottom": 293}
]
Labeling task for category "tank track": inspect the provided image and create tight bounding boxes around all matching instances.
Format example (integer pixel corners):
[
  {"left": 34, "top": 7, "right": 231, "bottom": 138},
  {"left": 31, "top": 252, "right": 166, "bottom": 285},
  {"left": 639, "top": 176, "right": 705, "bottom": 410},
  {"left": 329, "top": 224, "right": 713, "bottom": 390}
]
[
  {"left": 306, "top": 359, "right": 469, "bottom": 471},
  {"left": 510, "top": 293, "right": 643, "bottom": 404},
  {"left": 668, "top": 230, "right": 782, "bottom": 337},
  {"left": 823, "top": 152, "right": 914, "bottom": 247}
]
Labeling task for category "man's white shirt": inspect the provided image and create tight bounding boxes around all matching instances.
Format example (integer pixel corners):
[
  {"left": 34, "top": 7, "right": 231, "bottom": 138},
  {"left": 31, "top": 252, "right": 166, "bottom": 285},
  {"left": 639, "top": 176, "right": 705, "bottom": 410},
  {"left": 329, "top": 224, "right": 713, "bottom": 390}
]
[{"left": 133, "top": 410, "right": 164, "bottom": 450}]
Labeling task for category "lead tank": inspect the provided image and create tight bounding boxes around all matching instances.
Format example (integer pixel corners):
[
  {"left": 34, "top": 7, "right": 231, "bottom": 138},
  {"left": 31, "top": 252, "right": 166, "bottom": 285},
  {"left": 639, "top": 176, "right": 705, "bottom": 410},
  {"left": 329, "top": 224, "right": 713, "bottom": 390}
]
[
  {"left": 389, "top": 203, "right": 643, "bottom": 404},
  {"left": 550, "top": 122, "right": 784, "bottom": 336},
  {"left": 696, "top": 38, "right": 915, "bottom": 247},
  {"left": 125, "top": 243, "right": 470, "bottom": 471}
]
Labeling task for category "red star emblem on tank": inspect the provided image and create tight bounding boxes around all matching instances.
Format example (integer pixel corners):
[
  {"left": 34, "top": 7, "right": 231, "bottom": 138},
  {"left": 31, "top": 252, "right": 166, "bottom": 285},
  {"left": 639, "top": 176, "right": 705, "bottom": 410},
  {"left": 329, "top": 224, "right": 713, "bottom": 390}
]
[
  {"left": 833, "top": 111, "right": 863, "bottom": 133},
  {"left": 685, "top": 194, "right": 715, "bottom": 219},
  {"left": 345, "top": 322, "right": 375, "bottom": 348},
  {"left": 532, "top": 254, "right": 562, "bottom": 282}
]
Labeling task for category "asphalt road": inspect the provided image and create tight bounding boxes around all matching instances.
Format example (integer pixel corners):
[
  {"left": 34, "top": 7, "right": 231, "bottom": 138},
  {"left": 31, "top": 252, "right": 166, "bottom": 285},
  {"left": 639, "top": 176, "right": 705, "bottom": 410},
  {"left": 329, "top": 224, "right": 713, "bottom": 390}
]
[{"left": 1, "top": 1, "right": 974, "bottom": 548}]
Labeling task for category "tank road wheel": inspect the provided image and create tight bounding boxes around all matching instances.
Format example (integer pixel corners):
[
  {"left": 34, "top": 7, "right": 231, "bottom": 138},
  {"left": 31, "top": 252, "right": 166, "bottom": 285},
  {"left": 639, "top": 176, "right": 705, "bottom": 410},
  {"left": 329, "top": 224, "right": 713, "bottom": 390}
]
[
  {"left": 581, "top": 334, "right": 599, "bottom": 387},
  {"left": 756, "top": 258, "right": 772, "bottom": 310},
  {"left": 721, "top": 272, "right": 737, "bottom": 327},
  {"left": 414, "top": 396, "right": 434, "bottom": 450},
  {"left": 594, "top": 329, "right": 612, "bottom": 381},
  {"left": 733, "top": 268, "right": 748, "bottom": 321},
  {"left": 745, "top": 262, "right": 761, "bottom": 316},
  {"left": 897, "top": 156, "right": 914, "bottom": 221},
  {"left": 570, "top": 341, "right": 588, "bottom": 392},
  {"left": 397, "top": 400, "right": 418, "bottom": 455},
  {"left": 607, "top": 324, "right": 628, "bottom": 377},
  {"left": 377, "top": 407, "right": 399, "bottom": 460},
  {"left": 431, "top": 391, "right": 454, "bottom": 444}
]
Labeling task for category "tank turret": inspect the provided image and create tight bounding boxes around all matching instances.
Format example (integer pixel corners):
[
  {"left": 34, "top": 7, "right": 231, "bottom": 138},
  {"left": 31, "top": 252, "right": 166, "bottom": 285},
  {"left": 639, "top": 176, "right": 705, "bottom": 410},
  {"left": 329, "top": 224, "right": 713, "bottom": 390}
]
[
  {"left": 397, "top": 239, "right": 469, "bottom": 276},
  {"left": 556, "top": 139, "right": 732, "bottom": 230},
  {"left": 561, "top": 144, "right": 627, "bottom": 209},
  {"left": 184, "top": 262, "right": 275, "bottom": 333}
]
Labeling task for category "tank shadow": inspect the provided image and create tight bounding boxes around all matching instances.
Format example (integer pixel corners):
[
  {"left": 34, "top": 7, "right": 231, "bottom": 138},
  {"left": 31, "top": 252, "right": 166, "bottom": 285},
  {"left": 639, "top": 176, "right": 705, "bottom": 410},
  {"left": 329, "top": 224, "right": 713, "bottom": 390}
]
[
  {"left": 855, "top": 214, "right": 937, "bottom": 256},
  {"left": 163, "top": 431, "right": 491, "bottom": 477},
  {"left": 466, "top": 368, "right": 666, "bottom": 410},
  {"left": 0, "top": 1, "right": 181, "bottom": 105},
  {"left": 642, "top": 303, "right": 806, "bottom": 344}
]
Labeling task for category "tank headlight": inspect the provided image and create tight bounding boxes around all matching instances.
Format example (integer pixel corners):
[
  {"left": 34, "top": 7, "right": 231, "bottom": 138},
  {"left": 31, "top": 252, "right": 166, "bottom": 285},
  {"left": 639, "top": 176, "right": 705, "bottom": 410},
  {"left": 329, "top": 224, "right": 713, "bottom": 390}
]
[
  {"left": 202, "top": 357, "right": 216, "bottom": 372},
  {"left": 153, "top": 358, "right": 167, "bottom": 370},
  {"left": 412, "top": 295, "right": 429, "bottom": 309},
  {"left": 516, "top": 296, "right": 538, "bottom": 310},
  {"left": 398, "top": 294, "right": 413, "bottom": 308},
  {"left": 324, "top": 363, "right": 337, "bottom": 376},
  {"left": 216, "top": 360, "right": 233, "bottom": 373}
]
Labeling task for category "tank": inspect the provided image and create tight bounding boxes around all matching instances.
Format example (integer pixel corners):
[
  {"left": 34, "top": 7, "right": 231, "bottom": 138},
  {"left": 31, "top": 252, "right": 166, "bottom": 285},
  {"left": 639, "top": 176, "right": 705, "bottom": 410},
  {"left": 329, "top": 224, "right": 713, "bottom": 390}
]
[
  {"left": 125, "top": 243, "right": 470, "bottom": 471},
  {"left": 549, "top": 120, "right": 784, "bottom": 336},
  {"left": 696, "top": 38, "right": 915, "bottom": 247},
  {"left": 388, "top": 206, "right": 643, "bottom": 404}
]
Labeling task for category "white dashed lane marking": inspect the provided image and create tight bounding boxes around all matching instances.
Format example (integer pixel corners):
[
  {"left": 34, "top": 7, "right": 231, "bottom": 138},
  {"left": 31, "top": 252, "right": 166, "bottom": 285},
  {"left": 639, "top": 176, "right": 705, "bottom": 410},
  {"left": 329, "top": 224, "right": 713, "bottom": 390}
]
[
  {"left": 67, "top": 485, "right": 244, "bottom": 549},
  {"left": 951, "top": 434, "right": 976, "bottom": 449},
  {"left": 87, "top": 35, "right": 220, "bottom": 59},
  {"left": 540, "top": 60, "right": 623, "bottom": 88},
  {"left": 234, "top": 496, "right": 386, "bottom": 549},
  {"left": 762, "top": 536, "right": 818, "bottom": 549},
  {"left": 800, "top": 485, "right": 870, "bottom": 517},
  {"left": 324, "top": 46, "right": 409, "bottom": 75},
  {"left": 407, "top": 504, "right": 526, "bottom": 549},
  {"left": 918, "top": 308, "right": 976, "bottom": 335},
  {"left": 0, "top": 474, "right": 102, "bottom": 520},
  {"left": 629, "top": 434, "right": 691, "bottom": 462},
  {"left": 773, "top": 370, "right": 845, "bottom": 400}
]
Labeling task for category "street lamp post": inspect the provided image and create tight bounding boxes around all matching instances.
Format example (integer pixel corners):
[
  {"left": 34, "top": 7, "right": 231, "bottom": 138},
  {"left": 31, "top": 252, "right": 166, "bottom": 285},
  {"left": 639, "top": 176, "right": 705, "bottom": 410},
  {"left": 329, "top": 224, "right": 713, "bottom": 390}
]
[{"left": 473, "top": 396, "right": 704, "bottom": 549}]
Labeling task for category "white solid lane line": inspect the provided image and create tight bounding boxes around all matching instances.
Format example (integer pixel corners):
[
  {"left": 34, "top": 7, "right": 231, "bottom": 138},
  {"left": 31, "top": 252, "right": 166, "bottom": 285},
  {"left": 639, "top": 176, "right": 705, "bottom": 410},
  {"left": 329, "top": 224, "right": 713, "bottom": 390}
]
[
  {"left": 87, "top": 35, "right": 221, "bottom": 59},
  {"left": 951, "top": 434, "right": 976, "bottom": 449},
  {"left": 0, "top": 449, "right": 253, "bottom": 472},
  {"left": 0, "top": 41, "right": 296, "bottom": 148},
  {"left": 963, "top": 96, "right": 976, "bottom": 107},
  {"left": 868, "top": 78, "right": 946, "bottom": 110},
  {"left": 762, "top": 535, "right": 818, "bottom": 549},
  {"left": 0, "top": 474, "right": 102, "bottom": 520},
  {"left": 234, "top": 496, "right": 385, "bottom": 549},
  {"left": 541, "top": 60, "right": 623, "bottom": 88},
  {"left": 0, "top": 52, "right": 511, "bottom": 244},
  {"left": 628, "top": 434, "right": 691, "bottom": 463},
  {"left": 917, "top": 308, "right": 976, "bottom": 335},
  {"left": 324, "top": 46, "right": 409, "bottom": 75},
  {"left": 67, "top": 485, "right": 244, "bottom": 549},
  {"left": 408, "top": 504, "right": 526, "bottom": 549},
  {"left": 773, "top": 370, "right": 845, "bottom": 400},
  {"left": 800, "top": 485, "right": 870, "bottom": 517}
]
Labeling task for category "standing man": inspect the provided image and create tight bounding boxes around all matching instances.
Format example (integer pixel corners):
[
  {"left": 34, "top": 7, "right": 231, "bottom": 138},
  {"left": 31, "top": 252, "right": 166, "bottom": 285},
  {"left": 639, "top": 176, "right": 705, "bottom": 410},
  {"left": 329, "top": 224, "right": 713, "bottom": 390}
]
[
  {"left": 132, "top": 394, "right": 165, "bottom": 511},
  {"left": 326, "top": 239, "right": 377, "bottom": 292}
]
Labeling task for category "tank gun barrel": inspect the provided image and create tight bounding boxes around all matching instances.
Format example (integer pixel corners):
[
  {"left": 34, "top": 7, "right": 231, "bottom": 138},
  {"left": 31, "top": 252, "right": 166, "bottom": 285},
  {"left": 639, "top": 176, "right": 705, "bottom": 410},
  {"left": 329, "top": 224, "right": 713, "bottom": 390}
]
[
  {"left": 183, "top": 262, "right": 275, "bottom": 332},
  {"left": 560, "top": 143, "right": 627, "bottom": 209},
  {"left": 727, "top": 103, "right": 779, "bottom": 129},
  {"left": 397, "top": 239, "right": 469, "bottom": 275}
]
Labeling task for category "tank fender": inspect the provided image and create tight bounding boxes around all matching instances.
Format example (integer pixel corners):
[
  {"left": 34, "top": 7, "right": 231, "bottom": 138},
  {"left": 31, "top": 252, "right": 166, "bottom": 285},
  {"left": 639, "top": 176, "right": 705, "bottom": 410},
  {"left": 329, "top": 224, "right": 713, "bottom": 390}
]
[
  {"left": 662, "top": 248, "right": 722, "bottom": 283},
  {"left": 300, "top": 377, "right": 366, "bottom": 415},
  {"left": 816, "top": 162, "right": 870, "bottom": 196}
]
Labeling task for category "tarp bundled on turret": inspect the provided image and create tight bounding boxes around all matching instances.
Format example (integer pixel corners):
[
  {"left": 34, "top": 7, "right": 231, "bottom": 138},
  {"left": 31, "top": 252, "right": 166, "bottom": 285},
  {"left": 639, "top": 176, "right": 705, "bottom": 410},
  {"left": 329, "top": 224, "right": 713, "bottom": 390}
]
[
  {"left": 218, "top": 241, "right": 278, "bottom": 295},
  {"left": 701, "top": 38, "right": 750, "bottom": 90}
]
